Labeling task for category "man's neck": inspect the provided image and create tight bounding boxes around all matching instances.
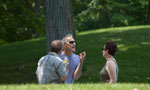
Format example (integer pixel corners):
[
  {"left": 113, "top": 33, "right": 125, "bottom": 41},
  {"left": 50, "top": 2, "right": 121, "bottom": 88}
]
[
  {"left": 57, "top": 52, "right": 61, "bottom": 56},
  {"left": 64, "top": 50, "right": 72, "bottom": 57}
]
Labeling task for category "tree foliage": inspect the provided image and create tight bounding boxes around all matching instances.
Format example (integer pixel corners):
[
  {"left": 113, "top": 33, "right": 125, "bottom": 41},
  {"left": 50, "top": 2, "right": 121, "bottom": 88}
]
[
  {"left": 0, "top": 0, "right": 45, "bottom": 44},
  {"left": 75, "top": 0, "right": 148, "bottom": 31},
  {"left": 0, "top": 0, "right": 149, "bottom": 44}
]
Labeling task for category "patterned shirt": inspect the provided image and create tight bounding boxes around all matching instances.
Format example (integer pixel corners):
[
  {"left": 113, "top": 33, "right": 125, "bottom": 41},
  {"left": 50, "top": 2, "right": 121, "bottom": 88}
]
[{"left": 36, "top": 52, "right": 67, "bottom": 84}]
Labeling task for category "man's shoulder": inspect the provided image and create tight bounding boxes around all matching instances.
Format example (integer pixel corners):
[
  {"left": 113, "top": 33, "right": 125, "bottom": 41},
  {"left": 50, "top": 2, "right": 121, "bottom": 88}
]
[
  {"left": 39, "top": 54, "right": 60, "bottom": 62},
  {"left": 60, "top": 52, "right": 66, "bottom": 60},
  {"left": 72, "top": 53, "right": 78, "bottom": 57},
  {"left": 48, "top": 53, "right": 64, "bottom": 63},
  {"left": 60, "top": 52, "right": 79, "bottom": 59},
  {"left": 60, "top": 53, "right": 65, "bottom": 57},
  {"left": 37, "top": 55, "right": 49, "bottom": 65},
  {"left": 39, "top": 54, "right": 53, "bottom": 61},
  {"left": 38, "top": 55, "right": 48, "bottom": 61}
]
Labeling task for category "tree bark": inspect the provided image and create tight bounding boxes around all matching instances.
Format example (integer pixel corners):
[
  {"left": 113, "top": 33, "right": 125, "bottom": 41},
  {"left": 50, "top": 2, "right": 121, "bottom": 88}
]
[
  {"left": 45, "top": 0, "right": 75, "bottom": 52},
  {"left": 147, "top": 0, "right": 150, "bottom": 24}
]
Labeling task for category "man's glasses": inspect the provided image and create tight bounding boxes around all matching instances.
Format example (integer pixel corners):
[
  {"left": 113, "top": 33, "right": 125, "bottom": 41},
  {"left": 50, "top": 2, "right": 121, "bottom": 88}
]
[{"left": 69, "top": 41, "right": 75, "bottom": 44}]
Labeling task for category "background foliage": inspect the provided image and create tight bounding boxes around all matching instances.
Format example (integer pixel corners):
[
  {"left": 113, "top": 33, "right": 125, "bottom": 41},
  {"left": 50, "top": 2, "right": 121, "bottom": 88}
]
[
  {"left": 74, "top": 0, "right": 148, "bottom": 31},
  {"left": 0, "top": 0, "right": 45, "bottom": 44},
  {"left": 0, "top": 0, "right": 149, "bottom": 44}
]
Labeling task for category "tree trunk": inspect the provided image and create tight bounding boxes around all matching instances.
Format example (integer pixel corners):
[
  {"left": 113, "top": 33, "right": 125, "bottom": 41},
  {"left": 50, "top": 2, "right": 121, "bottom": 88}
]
[
  {"left": 45, "top": 0, "right": 75, "bottom": 53},
  {"left": 147, "top": 0, "right": 150, "bottom": 24},
  {"left": 34, "top": 0, "right": 41, "bottom": 15}
]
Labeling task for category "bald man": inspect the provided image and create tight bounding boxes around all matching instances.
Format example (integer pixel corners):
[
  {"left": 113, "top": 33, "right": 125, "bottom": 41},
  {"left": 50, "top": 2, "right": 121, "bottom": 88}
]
[{"left": 36, "top": 40, "right": 67, "bottom": 84}]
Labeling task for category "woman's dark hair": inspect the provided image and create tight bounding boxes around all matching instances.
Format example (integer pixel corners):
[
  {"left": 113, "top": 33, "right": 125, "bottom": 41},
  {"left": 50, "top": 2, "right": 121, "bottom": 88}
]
[
  {"left": 50, "top": 40, "right": 63, "bottom": 53},
  {"left": 105, "top": 41, "right": 117, "bottom": 56}
]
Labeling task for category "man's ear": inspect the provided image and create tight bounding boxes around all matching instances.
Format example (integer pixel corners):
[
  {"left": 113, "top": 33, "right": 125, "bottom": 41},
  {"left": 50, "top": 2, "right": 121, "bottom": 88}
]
[{"left": 64, "top": 43, "right": 67, "bottom": 47}]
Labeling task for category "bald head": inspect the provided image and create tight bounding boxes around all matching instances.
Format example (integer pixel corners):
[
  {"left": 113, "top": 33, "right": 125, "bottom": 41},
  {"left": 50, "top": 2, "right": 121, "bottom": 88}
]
[{"left": 51, "top": 40, "right": 63, "bottom": 53}]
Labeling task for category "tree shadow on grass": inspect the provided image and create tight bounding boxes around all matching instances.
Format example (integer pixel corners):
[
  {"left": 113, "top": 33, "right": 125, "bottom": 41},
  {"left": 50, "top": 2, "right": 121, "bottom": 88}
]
[
  {"left": 1, "top": 28, "right": 150, "bottom": 84},
  {"left": 0, "top": 38, "right": 46, "bottom": 84},
  {"left": 76, "top": 28, "right": 150, "bottom": 83}
]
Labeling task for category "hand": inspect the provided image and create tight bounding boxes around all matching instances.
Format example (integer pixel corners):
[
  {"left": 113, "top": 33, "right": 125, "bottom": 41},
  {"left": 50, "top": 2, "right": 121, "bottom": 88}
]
[
  {"left": 36, "top": 76, "right": 38, "bottom": 80},
  {"left": 66, "top": 63, "right": 69, "bottom": 73},
  {"left": 79, "top": 51, "right": 86, "bottom": 63}
]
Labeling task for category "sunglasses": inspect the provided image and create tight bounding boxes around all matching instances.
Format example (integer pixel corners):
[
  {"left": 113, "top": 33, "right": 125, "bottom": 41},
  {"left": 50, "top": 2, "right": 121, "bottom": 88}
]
[
  {"left": 102, "top": 48, "right": 106, "bottom": 50},
  {"left": 68, "top": 41, "right": 75, "bottom": 44}
]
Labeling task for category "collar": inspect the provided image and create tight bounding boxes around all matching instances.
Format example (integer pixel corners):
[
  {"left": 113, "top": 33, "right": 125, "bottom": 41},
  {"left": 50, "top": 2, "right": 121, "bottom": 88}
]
[{"left": 48, "top": 52, "right": 58, "bottom": 56}]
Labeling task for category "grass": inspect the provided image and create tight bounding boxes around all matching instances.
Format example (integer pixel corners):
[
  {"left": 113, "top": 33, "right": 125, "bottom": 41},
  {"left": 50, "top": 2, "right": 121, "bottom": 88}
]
[
  {"left": 0, "top": 83, "right": 150, "bottom": 90},
  {"left": 76, "top": 25, "right": 150, "bottom": 83},
  {"left": 0, "top": 38, "right": 46, "bottom": 84},
  {"left": 0, "top": 25, "right": 150, "bottom": 89}
]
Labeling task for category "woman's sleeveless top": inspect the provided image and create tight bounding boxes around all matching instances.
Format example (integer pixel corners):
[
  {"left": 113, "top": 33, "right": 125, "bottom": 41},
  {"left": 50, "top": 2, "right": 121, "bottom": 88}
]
[{"left": 99, "top": 58, "right": 119, "bottom": 82}]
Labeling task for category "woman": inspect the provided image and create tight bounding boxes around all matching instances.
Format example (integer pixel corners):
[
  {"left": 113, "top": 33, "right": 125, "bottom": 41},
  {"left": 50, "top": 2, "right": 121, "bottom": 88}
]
[{"left": 100, "top": 41, "right": 119, "bottom": 83}]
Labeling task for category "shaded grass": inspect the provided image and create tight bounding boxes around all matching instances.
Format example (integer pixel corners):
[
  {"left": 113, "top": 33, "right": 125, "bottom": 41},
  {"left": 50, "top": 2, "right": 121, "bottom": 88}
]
[
  {"left": 0, "top": 25, "right": 150, "bottom": 84},
  {"left": 0, "top": 38, "right": 46, "bottom": 84}
]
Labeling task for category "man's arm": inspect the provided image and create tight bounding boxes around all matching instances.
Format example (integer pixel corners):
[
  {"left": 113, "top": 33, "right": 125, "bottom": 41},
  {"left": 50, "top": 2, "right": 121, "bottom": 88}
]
[
  {"left": 74, "top": 52, "right": 86, "bottom": 80},
  {"left": 57, "top": 61, "right": 68, "bottom": 81},
  {"left": 60, "top": 63, "right": 68, "bottom": 81},
  {"left": 73, "top": 61, "right": 83, "bottom": 80},
  {"left": 36, "top": 58, "right": 50, "bottom": 84},
  {"left": 36, "top": 57, "right": 44, "bottom": 82}
]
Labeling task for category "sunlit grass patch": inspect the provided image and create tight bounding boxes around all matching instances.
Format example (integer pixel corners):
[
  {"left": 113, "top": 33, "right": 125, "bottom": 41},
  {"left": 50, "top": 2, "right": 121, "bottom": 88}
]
[
  {"left": 141, "top": 42, "right": 150, "bottom": 45},
  {"left": 77, "top": 25, "right": 150, "bottom": 36},
  {"left": 0, "top": 83, "right": 150, "bottom": 90}
]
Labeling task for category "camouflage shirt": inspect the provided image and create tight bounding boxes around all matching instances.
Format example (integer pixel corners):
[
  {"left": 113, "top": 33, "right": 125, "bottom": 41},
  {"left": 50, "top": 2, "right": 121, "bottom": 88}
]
[{"left": 36, "top": 52, "right": 67, "bottom": 84}]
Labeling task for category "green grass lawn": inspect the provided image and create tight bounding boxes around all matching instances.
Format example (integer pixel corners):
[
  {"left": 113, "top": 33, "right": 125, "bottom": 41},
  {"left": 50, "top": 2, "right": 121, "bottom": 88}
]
[
  {"left": 0, "top": 25, "right": 150, "bottom": 88},
  {"left": 76, "top": 25, "right": 150, "bottom": 83},
  {"left": 0, "top": 83, "right": 150, "bottom": 90}
]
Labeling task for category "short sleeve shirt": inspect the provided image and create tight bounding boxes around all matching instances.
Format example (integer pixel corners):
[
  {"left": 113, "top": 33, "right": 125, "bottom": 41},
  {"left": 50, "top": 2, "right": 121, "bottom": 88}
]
[
  {"left": 60, "top": 52, "right": 79, "bottom": 84},
  {"left": 36, "top": 52, "right": 67, "bottom": 84}
]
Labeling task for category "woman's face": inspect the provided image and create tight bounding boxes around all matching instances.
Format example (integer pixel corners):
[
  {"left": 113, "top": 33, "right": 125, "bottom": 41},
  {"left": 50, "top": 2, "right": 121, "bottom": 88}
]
[{"left": 102, "top": 45, "right": 108, "bottom": 57}]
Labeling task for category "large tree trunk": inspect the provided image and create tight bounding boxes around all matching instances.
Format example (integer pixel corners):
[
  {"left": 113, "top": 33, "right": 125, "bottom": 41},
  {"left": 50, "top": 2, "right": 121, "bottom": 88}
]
[
  {"left": 148, "top": 0, "right": 150, "bottom": 24},
  {"left": 45, "top": 0, "right": 75, "bottom": 52}
]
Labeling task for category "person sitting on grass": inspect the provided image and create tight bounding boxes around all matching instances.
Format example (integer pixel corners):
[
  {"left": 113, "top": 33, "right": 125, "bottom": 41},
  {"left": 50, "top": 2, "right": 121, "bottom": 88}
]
[{"left": 36, "top": 40, "right": 68, "bottom": 84}]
